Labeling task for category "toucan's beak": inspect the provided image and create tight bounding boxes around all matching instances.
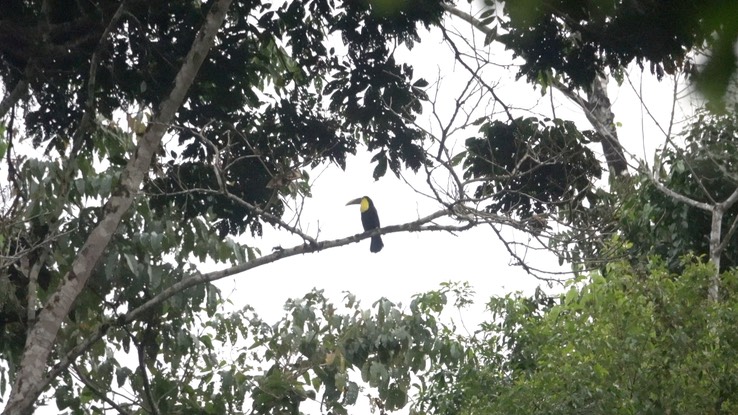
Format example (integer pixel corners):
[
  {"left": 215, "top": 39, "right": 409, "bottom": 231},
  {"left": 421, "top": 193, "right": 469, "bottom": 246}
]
[{"left": 346, "top": 198, "right": 362, "bottom": 206}]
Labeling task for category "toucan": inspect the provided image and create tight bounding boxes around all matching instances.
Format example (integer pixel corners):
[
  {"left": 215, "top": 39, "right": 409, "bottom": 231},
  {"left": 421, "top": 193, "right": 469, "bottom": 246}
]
[{"left": 346, "top": 196, "right": 384, "bottom": 253}]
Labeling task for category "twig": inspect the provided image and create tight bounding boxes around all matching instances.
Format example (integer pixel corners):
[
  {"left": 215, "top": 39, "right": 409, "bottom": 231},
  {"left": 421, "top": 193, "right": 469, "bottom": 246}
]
[
  {"left": 72, "top": 362, "right": 133, "bottom": 415},
  {"left": 133, "top": 330, "right": 161, "bottom": 415}
]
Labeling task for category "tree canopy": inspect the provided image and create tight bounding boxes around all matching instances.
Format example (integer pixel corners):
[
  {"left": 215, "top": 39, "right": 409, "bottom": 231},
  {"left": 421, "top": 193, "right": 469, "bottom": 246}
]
[{"left": 485, "top": 0, "right": 738, "bottom": 101}]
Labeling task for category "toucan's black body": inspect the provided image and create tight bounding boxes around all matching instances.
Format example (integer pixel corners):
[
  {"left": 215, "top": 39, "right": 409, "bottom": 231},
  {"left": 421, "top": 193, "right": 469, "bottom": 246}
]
[{"left": 346, "top": 196, "right": 383, "bottom": 253}]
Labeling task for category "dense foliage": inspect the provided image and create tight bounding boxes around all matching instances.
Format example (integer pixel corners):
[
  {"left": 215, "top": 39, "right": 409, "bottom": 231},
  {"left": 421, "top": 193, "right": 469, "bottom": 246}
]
[
  {"left": 463, "top": 117, "right": 601, "bottom": 221},
  {"left": 483, "top": 0, "right": 738, "bottom": 100},
  {"left": 1, "top": 0, "right": 441, "bottom": 239},
  {"left": 52, "top": 284, "right": 470, "bottom": 414},
  {"left": 415, "top": 258, "right": 738, "bottom": 415}
]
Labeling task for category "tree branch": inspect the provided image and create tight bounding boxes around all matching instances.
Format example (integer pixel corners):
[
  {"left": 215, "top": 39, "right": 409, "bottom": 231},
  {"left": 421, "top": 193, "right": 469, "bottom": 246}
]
[
  {"left": 439, "top": 25, "right": 514, "bottom": 122},
  {"left": 40, "top": 209, "right": 460, "bottom": 390},
  {"left": 123, "top": 209, "right": 457, "bottom": 323},
  {"left": 0, "top": 80, "right": 28, "bottom": 119},
  {"left": 2, "top": 1, "right": 234, "bottom": 413},
  {"left": 134, "top": 332, "right": 160, "bottom": 415},
  {"left": 646, "top": 170, "right": 713, "bottom": 212},
  {"left": 156, "top": 186, "right": 319, "bottom": 246},
  {"left": 72, "top": 363, "right": 133, "bottom": 415},
  {"left": 442, "top": 3, "right": 629, "bottom": 176}
]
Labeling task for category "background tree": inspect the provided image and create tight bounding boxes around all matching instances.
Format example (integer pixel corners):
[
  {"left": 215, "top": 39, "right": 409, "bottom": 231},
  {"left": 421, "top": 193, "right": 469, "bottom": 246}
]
[
  {"left": 413, "top": 258, "right": 738, "bottom": 415},
  {"left": 614, "top": 111, "right": 738, "bottom": 292},
  {"left": 406, "top": 3, "right": 738, "bottom": 413},
  {"left": 435, "top": 0, "right": 738, "bottom": 276}
]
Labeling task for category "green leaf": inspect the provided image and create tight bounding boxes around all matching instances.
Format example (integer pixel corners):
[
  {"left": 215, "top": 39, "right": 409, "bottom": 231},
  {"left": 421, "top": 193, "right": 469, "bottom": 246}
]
[
  {"left": 450, "top": 151, "right": 466, "bottom": 167},
  {"left": 483, "top": 25, "right": 498, "bottom": 46},
  {"left": 0, "top": 137, "right": 7, "bottom": 160},
  {"left": 199, "top": 334, "right": 214, "bottom": 350},
  {"left": 206, "top": 285, "right": 219, "bottom": 317},
  {"left": 124, "top": 253, "right": 139, "bottom": 275},
  {"left": 344, "top": 381, "right": 359, "bottom": 405},
  {"left": 372, "top": 152, "right": 388, "bottom": 180},
  {"left": 368, "top": 362, "right": 388, "bottom": 387},
  {"left": 148, "top": 265, "right": 162, "bottom": 289},
  {"left": 115, "top": 367, "right": 128, "bottom": 388}
]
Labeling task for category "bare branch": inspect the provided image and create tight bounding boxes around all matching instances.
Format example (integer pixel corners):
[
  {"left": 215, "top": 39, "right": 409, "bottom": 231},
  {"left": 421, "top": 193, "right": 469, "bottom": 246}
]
[
  {"left": 442, "top": 3, "right": 628, "bottom": 176},
  {"left": 439, "top": 25, "right": 514, "bottom": 122},
  {"left": 151, "top": 186, "right": 319, "bottom": 246},
  {"left": 124, "top": 209, "right": 458, "bottom": 323},
  {"left": 646, "top": 169, "right": 713, "bottom": 212}
]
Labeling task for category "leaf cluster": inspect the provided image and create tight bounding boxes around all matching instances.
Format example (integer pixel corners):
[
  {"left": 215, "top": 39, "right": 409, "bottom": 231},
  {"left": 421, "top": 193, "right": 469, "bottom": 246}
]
[
  {"left": 463, "top": 116, "right": 601, "bottom": 220},
  {"left": 419, "top": 258, "right": 738, "bottom": 415},
  {"left": 479, "top": 0, "right": 738, "bottom": 96},
  {"left": 617, "top": 111, "right": 738, "bottom": 272}
]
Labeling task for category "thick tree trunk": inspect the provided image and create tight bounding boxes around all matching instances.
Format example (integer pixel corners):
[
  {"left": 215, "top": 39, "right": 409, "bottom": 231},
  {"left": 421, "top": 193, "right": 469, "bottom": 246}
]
[
  {"left": 709, "top": 209, "right": 723, "bottom": 302},
  {"left": 585, "top": 76, "right": 629, "bottom": 176},
  {"left": 1, "top": 1, "right": 233, "bottom": 413}
]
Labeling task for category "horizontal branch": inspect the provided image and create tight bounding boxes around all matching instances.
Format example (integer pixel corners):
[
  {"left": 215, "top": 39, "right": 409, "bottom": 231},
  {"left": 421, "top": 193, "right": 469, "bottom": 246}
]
[
  {"left": 124, "top": 209, "right": 457, "bottom": 322},
  {"left": 148, "top": 186, "right": 318, "bottom": 245},
  {"left": 647, "top": 170, "right": 713, "bottom": 212},
  {"left": 44, "top": 208, "right": 463, "bottom": 389}
]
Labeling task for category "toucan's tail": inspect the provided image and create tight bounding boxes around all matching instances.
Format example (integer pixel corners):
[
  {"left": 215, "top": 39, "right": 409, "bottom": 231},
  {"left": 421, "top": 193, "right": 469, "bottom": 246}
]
[{"left": 370, "top": 235, "right": 384, "bottom": 253}]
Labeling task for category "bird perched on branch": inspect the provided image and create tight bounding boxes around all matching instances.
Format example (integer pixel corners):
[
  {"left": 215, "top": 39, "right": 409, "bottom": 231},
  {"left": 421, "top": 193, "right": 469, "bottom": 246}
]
[{"left": 346, "top": 196, "right": 384, "bottom": 253}]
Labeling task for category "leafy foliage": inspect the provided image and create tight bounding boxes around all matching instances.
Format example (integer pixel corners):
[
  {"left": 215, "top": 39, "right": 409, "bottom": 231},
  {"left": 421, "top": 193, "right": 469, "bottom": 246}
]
[
  {"left": 617, "top": 111, "right": 738, "bottom": 272},
  {"left": 1, "top": 0, "right": 440, "bottom": 240},
  {"left": 463, "top": 117, "right": 601, "bottom": 220},
  {"left": 416, "top": 258, "right": 738, "bottom": 415},
  {"left": 484, "top": 0, "right": 738, "bottom": 96},
  {"left": 49, "top": 284, "right": 471, "bottom": 414},
  {"left": 0, "top": 0, "right": 451, "bottom": 409}
]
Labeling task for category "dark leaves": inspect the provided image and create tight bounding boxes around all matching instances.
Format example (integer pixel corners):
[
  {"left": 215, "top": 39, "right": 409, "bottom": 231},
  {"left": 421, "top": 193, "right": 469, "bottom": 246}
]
[
  {"left": 494, "top": 0, "right": 735, "bottom": 92},
  {"left": 463, "top": 117, "right": 601, "bottom": 220}
]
